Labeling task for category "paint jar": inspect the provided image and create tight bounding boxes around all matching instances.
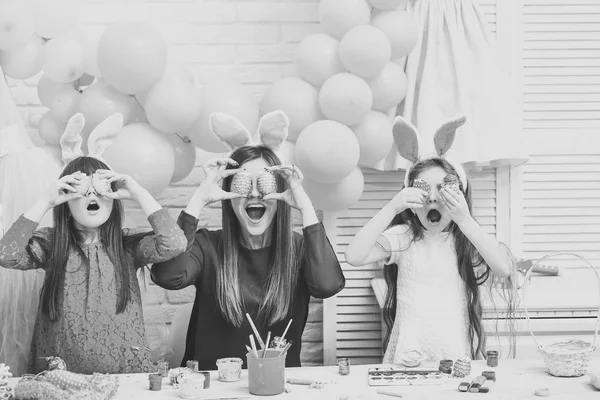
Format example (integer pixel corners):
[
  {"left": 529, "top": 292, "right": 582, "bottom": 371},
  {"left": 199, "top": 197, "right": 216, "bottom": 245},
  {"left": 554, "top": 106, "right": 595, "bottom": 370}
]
[
  {"left": 157, "top": 360, "right": 169, "bottom": 377},
  {"left": 179, "top": 373, "right": 206, "bottom": 399},
  {"left": 216, "top": 358, "right": 243, "bottom": 382},
  {"left": 186, "top": 360, "right": 199, "bottom": 373},
  {"left": 338, "top": 358, "right": 350, "bottom": 375},
  {"left": 487, "top": 350, "right": 499, "bottom": 367},
  {"left": 148, "top": 373, "right": 163, "bottom": 391}
]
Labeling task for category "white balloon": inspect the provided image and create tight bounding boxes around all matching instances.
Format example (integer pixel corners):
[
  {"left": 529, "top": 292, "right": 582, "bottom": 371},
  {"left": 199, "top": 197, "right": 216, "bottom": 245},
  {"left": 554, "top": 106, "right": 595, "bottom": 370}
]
[
  {"left": 31, "top": 0, "right": 80, "bottom": 39},
  {"left": 0, "top": 1, "right": 35, "bottom": 51},
  {"left": 0, "top": 34, "right": 44, "bottom": 79},
  {"left": 318, "top": 0, "right": 371, "bottom": 39}
]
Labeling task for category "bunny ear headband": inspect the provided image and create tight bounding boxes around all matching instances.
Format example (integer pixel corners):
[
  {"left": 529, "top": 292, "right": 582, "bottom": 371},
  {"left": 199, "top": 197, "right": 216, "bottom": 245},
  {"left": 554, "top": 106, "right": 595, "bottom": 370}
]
[
  {"left": 209, "top": 110, "right": 289, "bottom": 156},
  {"left": 393, "top": 115, "right": 468, "bottom": 189},
  {"left": 60, "top": 112, "right": 124, "bottom": 166}
]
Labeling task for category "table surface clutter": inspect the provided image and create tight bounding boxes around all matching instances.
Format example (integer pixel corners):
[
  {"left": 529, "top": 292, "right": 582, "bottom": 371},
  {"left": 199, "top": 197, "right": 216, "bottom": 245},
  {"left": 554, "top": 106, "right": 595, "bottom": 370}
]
[{"left": 5, "top": 358, "right": 600, "bottom": 400}]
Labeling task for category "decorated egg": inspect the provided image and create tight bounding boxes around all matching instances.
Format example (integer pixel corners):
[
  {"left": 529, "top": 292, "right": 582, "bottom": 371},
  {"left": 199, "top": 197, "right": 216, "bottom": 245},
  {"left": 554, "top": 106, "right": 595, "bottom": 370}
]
[
  {"left": 258, "top": 170, "right": 277, "bottom": 196},
  {"left": 231, "top": 171, "right": 252, "bottom": 197},
  {"left": 412, "top": 178, "right": 430, "bottom": 195}
]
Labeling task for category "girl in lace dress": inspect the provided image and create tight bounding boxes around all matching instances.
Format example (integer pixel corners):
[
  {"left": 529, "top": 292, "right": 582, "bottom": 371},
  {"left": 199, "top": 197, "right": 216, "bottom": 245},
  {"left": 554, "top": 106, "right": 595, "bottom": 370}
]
[
  {"left": 0, "top": 114, "right": 186, "bottom": 374},
  {"left": 345, "top": 116, "right": 516, "bottom": 363}
]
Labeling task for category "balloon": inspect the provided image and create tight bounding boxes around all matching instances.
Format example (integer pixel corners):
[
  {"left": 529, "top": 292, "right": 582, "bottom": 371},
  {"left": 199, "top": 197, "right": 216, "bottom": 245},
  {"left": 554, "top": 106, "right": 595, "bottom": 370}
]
[
  {"left": 0, "top": 1, "right": 34, "bottom": 51},
  {"left": 97, "top": 22, "right": 167, "bottom": 94},
  {"left": 77, "top": 27, "right": 105, "bottom": 77},
  {"left": 260, "top": 77, "right": 322, "bottom": 142},
  {"left": 0, "top": 34, "right": 44, "bottom": 79},
  {"left": 37, "top": 74, "right": 74, "bottom": 107},
  {"left": 31, "top": 0, "right": 80, "bottom": 39},
  {"left": 78, "top": 83, "right": 144, "bottom": 131},
  {"left": 340, "top": 25, "right": 391, "bottom": 78},
  {"left": 303, "top": 167, "right": 364, "bottom": 211},
  {"left": 42, "top": 35, "right": 86, "bottom": 83},
  {"left": 145, "top": 77, "right": 202, "bottom": 134},
  {"left": 164, "top": 62, "right": 197, "bottom": 86},
  {"left": 294, "top": 33, "right": 344, "bottom": 88},
  {"left": 182, "top": 79, "right": 259, "bottom": 153},
  {"left": 318, "top": 0, "right": 371, "bottom": 39},
  {"left": 102, "top": 123, "right": 175, "bottom": 197},
  {"left": 49, "top": 87, "right": 80, "bottom": 122},
  {"left": 279, "top": 140, "right": 295, "bottom": 165},
  {"left": 319, "top": 73, "right": 372, "bottom": 126},
  {"left": 38, "top": 112, "right": 67, "bottom": 145},
  {"left": 367, "top": 0, "right": 404, "bottom": 10},
  {"left": 353, "top": 111, "right": 394, "bottom": 167},
  {"left": 168, "top": 134, "right": 197, "bottom": 183},
  {"left": 295, "top": 120, "right": 359, "bottom": 183},
  {"left": 369, "top": 62, "right": 407, "bottom": 111},
  {"left": 371, "top": 10, "right": 419, "bottom": 59}
]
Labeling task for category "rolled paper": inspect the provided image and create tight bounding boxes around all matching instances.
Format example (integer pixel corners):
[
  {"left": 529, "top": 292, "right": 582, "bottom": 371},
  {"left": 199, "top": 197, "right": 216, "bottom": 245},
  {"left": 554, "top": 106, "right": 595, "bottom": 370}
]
[
  {"left": 468, "top": 376, "right": 486, "bottom": 393},
  {"left": 458, "top": 381, "right": 471, "bottom": 392},
  {"left": 479, "top": 379, "right": 495, "bottom": 393},
  {"left": 376, "top": 388, "right": 404, "bottom": 398},
  {"left": 286, "top": 378, "right": 314, "bottom": 386}
]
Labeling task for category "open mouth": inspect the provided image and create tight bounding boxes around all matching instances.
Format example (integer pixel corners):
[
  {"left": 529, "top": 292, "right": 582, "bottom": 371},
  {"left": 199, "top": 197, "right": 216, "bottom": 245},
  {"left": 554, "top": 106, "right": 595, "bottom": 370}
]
[
  {"left": 427, "top": 209, "right": 441, "bottom": 224},
  {"left": 245, "top": 204, "right": 266, "bottom": 221},
  {"left": 87, "top": 200, "right": 100, "bottom": 212}
]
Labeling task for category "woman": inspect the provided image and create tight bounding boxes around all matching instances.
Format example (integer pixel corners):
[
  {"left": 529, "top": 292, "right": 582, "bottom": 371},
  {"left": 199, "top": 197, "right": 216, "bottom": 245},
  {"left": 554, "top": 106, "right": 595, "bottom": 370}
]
[{"left": 151, "top": 145, "right": 345, "bottom": 370}]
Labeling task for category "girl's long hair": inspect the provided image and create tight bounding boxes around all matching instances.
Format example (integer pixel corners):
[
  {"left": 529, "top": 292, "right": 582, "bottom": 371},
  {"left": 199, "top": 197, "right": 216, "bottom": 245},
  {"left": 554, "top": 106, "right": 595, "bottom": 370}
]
[
  {"left": 382, "top": 158, "right": 518, "bottom": 359},
  {"left": 28, "top": 156, "right": 139, "bottom": 321},
  {"left": 218, "top": 146, "right": 299, "bottom": 327}
]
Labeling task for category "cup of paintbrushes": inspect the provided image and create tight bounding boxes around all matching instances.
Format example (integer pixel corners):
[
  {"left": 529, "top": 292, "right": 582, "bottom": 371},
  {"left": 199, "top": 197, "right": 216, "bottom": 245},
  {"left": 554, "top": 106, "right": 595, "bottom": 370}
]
[{"left": 247, "top": 348, "right": 288, "bottom": 396}]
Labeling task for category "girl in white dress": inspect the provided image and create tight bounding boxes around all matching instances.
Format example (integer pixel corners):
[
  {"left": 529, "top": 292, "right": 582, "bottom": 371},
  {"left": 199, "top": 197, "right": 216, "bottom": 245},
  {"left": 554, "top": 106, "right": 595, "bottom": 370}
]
[{"left": 345, "top": 115, "right": 517, "bottom": 362}]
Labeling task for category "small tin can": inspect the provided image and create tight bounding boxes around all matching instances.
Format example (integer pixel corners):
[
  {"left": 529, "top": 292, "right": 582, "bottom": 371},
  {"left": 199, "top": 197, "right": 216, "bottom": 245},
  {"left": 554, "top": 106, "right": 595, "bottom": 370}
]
[
  {"left": 486, "top": 350, "right": 498, "bottom": 367},
  {"left": 148, "top": 373, "right": 163, "bottom": 391},
  {"left": 439, "top": 360, "right": 453, "bottom": 374},
  {"left": 157, "top": 360, "right": 169, "bottom": 377},
  {"left": 337, "top": 358, "right": 350, "bottom": 375},
  {"left": 186, "top": 360, "right": 199, "bottom": 373},
  {"left": 200, "top": 371, "right": 211, "bottom": 389}
]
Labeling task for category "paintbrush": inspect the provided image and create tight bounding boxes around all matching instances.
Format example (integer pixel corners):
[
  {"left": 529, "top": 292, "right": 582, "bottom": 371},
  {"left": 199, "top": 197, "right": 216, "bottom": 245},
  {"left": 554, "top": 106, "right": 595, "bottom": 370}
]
[
  {"left": 246, "top": 313, "right": 265, "bottom": 348},
  {"left": 249, "top": 334, "right": 259, "bottom": 358},
  {"left": 262, "top": 331, "right": 271, "bottom": 358}
]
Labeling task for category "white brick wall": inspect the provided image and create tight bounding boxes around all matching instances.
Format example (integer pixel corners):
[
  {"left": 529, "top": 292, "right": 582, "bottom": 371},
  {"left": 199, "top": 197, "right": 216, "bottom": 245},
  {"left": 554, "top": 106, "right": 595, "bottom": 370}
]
[{"left": 9, "top": 0, "right": 326, "bottom": 366}]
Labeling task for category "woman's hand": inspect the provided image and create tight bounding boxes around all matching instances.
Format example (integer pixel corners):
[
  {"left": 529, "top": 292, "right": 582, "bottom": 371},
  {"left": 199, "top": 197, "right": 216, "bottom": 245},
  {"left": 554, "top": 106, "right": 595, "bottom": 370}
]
[
  {"left": 45, "top": 172, "right": 85, "bottom": 208},
  {"left": 440, "top": 188, "right": 472, "bottom": 225},
  {"left": 193, "top": 158, "right": 245, "bottom": 206},
  {"left": 93, "top": 169, "right": 146, "bottom": 201},
  {"left": 387, "top": 187, "right": 428, "bottom": 214},
  {"left": 263, "top": 164, "right": 312, "bottom": 210}
]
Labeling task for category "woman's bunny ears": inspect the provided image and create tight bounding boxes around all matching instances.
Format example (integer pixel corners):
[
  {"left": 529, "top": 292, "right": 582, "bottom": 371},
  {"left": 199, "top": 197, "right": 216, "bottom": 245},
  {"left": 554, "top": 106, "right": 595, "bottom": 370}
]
[
  {"left": 209, "top": 110, "right": 289, "bottom": 154},
  {"left": 60, "top": 113, "right": 124, "bottom": 166},
  {"left": 393, "top": 115, "right": 469, "bottom": 189}
]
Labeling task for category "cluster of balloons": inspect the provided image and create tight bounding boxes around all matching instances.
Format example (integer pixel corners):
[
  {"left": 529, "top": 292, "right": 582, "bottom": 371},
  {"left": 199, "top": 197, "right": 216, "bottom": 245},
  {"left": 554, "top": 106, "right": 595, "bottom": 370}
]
[
  {"left": 0, "top": 0, "right": 198, "bottom": 196},
  {"left": 260, "top": 0, "right": 419, "bottom": 211}
]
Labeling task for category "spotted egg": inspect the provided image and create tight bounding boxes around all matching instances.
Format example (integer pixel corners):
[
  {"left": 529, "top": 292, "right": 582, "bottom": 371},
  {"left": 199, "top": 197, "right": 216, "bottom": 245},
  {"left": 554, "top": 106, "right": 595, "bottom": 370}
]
[
  {"left": 258, "top": 170, "right": 277, "bottom": 196},
  {"left": 231, "top": 171, "right": 252, "bottom": 197},
  {"left": 412, "top": 178, "right": 430, "bottom": 194},
  {"left": 92, "top": 173, "right": 112, "bottom": 195}
]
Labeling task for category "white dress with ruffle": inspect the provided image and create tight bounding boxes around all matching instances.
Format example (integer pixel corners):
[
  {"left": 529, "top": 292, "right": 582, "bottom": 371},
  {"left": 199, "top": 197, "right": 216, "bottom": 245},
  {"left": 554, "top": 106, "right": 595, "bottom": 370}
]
[{"left": 381, "top": 225, "right": 471, "bottom": 363}]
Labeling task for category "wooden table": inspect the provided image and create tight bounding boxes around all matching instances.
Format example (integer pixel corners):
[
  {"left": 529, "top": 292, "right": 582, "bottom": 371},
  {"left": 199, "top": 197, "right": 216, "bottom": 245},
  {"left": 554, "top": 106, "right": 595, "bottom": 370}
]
[{"left": 6, "top": 359, "right": 600, "bottom": 399}]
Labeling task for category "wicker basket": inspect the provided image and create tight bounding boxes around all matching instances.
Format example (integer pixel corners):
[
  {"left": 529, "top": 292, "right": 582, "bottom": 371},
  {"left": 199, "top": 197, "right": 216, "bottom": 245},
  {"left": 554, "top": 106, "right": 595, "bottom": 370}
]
[{"left": 522, "top": 253, "right": 600, "bottom": 377}]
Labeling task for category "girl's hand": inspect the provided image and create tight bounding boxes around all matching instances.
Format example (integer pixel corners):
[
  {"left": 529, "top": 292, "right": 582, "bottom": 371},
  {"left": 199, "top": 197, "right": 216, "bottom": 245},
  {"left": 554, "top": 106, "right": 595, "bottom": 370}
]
[
  {"left": 46, "top": 172, "right": 85, "bottom": 207},
  {"left": 263, "top": 164, "right": 312, "bottom": 210},
  {"left": 194, "top": 158, "right": 245, "bottom": 206},
  {"left": 94, "top": 169, "right": 144, "bottom": 201},
  {"left": 440, "top": 188, "right": 472, "bottom": 225},
  {"left": 388, "top": 187, "right": 428, "bottom": 214}
]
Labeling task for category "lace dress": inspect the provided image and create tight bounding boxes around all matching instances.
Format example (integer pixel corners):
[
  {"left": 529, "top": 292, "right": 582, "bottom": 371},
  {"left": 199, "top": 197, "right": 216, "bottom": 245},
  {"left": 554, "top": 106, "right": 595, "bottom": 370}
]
[
  {"left": 0, "top": 208, "right": 187, "bottom": 374},
  {"left": 380, "top": 225, "right": 471, "bottom": 362}
]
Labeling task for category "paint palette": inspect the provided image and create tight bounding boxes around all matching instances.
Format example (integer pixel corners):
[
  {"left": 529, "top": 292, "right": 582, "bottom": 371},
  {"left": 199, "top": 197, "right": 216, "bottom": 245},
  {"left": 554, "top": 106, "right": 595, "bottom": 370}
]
[{"left": 368, "top": 367, "right": 448, "bottom": 386}]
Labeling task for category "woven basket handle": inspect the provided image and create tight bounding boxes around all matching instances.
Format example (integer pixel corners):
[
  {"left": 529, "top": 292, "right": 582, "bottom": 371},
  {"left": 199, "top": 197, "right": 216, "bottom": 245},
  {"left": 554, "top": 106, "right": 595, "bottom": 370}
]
[{"left": 522, "top": 253, "right": 600, "bottom": 350}]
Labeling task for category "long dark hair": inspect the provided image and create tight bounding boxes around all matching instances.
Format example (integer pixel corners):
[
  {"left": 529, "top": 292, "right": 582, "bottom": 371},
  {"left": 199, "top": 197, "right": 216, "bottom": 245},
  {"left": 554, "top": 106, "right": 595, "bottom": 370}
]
[
  {"left": 382, "top": 158, "right": 517, "bottom": 359},
  {"left": 218, "top": 145, "right": 299, "bottom": 327},
  {"left": 28, "top": 156, "right": 137, "bottom": 321}
]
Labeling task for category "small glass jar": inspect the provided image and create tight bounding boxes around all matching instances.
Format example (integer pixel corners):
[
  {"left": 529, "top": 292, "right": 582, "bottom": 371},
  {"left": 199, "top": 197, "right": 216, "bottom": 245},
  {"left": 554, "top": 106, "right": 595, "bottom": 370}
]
[
  {"left": 216, "top": 358, "right": 243, "bottom": 382},
  {"left": 148, "top": 373, "right": 163, "bottom": 391},
  {"left": 486, "top": 350, "right": 499, "bottom": 367}
]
